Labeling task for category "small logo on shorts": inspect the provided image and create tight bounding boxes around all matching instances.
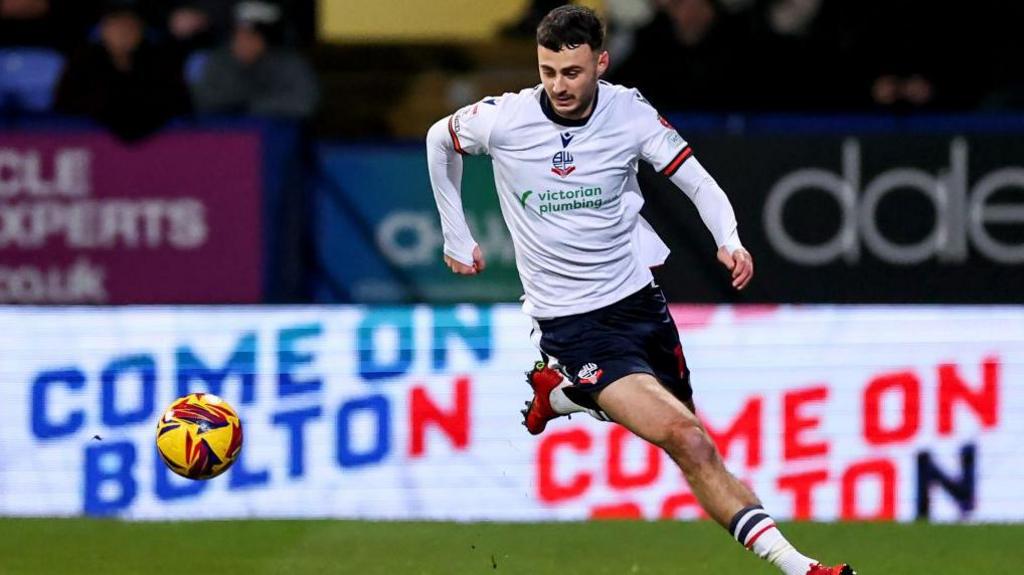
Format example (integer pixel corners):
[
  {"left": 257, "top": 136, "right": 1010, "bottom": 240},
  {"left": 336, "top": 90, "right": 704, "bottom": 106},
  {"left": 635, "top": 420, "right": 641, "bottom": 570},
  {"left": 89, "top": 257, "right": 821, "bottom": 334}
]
[{"left": 577, "top": 363, "right": 603, "bottom": 385}]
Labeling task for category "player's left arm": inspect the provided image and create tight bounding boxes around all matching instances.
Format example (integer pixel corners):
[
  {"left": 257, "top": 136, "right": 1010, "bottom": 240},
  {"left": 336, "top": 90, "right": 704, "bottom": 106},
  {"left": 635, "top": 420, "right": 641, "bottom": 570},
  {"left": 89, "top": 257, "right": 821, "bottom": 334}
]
[
  {"left": 632, "top": 92, "right": 753, "bottom": 290},
  {"left": 668, "top": 154, "right": 752, "bottom": 290}
]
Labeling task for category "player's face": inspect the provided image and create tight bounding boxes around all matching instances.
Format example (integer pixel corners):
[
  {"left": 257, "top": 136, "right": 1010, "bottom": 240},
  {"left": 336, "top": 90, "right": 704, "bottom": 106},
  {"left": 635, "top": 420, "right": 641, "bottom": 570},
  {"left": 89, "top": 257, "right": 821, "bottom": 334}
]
[{"left": 537, "top": 44, "right": 609, "bottom": 120}]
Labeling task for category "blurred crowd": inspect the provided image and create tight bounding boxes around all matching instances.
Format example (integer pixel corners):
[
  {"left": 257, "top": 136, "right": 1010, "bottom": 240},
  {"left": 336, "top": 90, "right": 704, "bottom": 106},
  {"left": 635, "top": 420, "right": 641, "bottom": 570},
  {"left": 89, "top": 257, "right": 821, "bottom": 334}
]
[
  {"left": 0, "top": 0, "right": 318, "bottom": 140},
  {"left": 512, "top": 0, "right": 1024, "bottom": 113},
  {"left": 3, "top": 0, "right": 1024, "bottom": 142}
]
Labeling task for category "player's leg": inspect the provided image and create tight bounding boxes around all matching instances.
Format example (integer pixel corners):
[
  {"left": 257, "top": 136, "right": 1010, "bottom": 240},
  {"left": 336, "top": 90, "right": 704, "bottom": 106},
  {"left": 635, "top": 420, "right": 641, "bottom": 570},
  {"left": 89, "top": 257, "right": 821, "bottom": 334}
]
[
  {"left": 595, "top": 372, "right": 756, "bottom": 524},
  {"left": 595, "top": 373, "right": 853, "bottom": 575}
]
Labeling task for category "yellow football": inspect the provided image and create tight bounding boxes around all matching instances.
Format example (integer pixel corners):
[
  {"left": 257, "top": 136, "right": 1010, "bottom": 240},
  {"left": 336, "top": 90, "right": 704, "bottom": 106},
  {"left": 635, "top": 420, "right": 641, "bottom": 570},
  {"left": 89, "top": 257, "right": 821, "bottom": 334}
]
[{"left": 155, "top": 392, "right": 243, "bottom": 480}]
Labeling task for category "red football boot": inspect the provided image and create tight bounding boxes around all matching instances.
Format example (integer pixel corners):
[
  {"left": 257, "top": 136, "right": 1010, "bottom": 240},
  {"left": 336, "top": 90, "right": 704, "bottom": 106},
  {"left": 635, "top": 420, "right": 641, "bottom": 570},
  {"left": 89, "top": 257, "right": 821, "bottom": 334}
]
[
  {"left": 807, "top": 564, "right": 856, "bottom": 575},
  {"left": 520, "top": 360, "right": 565, "bottom": 435}
]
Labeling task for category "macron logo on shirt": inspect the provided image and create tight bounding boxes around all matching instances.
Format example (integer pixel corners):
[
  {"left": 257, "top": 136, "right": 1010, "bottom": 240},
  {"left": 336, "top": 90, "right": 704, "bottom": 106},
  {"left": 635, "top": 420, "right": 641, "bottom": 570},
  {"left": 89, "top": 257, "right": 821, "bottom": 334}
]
[{"left": 561, "top": 133, "right": 574, "bottom": 148}]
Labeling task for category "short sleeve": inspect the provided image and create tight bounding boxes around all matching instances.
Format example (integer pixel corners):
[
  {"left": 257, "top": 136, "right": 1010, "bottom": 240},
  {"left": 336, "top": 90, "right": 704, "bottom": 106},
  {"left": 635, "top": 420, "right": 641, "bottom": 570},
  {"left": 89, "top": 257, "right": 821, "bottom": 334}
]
[
  {"left": 631, "top": 90, "right": 693, "bottom": 177},
  {"left": 447, "top": 97, "right": 502, "bottom": 156}
]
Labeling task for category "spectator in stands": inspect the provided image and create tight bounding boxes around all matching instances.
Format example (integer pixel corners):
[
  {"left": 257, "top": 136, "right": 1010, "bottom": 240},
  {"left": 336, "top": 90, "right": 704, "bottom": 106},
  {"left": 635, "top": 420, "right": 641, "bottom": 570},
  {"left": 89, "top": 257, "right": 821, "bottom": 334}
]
[
  {"left": 610, "top": 0, "right": 754, "bottom": 111},
  {"left": 601, "top": 0, "right": 654, "bottom": 74},
  {"left": 0, "top": 0, "right": 99, "bottom": 52},
  {"left": 160, "top": 0, "right": 232, "bottom": 53},
  {"left": 191, "top": 0, "right": 319, "bottom": 119},
  {"left": 53, "top": 0, "right": 190, "bottom": 141},
  {"left": 0, "top": 0, "right": 51, "bottom": 44},
  {"left": 742, "top": 0, "right": 854, "bottom": 110},
  {"left": 843, "top": 0, "right": 989, "bottom": 111}
]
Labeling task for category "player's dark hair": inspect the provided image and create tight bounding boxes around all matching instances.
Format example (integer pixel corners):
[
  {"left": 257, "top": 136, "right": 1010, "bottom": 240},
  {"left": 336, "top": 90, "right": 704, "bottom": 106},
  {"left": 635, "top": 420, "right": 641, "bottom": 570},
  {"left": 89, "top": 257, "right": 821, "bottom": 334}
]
[{"left": 536, "top": 5, "right": 605, "bottom": 52}]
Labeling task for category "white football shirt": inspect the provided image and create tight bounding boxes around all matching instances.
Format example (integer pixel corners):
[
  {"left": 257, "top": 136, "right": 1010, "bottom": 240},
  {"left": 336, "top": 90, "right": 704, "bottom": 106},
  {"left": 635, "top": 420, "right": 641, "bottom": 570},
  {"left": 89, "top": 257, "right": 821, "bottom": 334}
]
[{"left": 427, "top": 81, "right": 740, "bottom": 318}]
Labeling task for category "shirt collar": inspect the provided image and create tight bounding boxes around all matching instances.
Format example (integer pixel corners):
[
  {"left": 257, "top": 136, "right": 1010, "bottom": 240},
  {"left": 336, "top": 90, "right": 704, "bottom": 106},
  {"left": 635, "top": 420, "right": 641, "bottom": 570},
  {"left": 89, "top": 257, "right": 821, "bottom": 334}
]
[{"left": 539, "top": 84, "right": 600, "bottom": 127}]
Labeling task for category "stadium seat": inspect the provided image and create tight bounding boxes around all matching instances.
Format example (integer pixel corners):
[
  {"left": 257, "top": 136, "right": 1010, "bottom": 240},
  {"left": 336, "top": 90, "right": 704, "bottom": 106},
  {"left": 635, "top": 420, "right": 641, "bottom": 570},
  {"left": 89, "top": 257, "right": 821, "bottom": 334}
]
[{"left": 0, "top": 48, "right": 64, "bottom": 112}]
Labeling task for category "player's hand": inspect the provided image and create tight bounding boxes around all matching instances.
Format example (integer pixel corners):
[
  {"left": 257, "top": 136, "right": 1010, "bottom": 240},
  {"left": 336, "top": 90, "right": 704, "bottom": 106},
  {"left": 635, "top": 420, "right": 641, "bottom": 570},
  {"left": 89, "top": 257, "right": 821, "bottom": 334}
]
[
  {"left": 444, "top": 245, "right": 486, "bottom": 275},
  {"left": 717, "top": 247, "right": 753, "bottom": 290}
]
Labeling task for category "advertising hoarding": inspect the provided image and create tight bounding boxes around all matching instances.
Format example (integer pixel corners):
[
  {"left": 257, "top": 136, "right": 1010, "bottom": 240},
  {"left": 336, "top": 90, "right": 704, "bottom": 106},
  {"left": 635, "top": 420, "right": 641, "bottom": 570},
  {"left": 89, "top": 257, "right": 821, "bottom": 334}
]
[
  {"left": 1, "top": 304, "right": 1019, "bottom": 522},
  {"left": 0, "top": 131, "right": 262, "bottom": 303}
]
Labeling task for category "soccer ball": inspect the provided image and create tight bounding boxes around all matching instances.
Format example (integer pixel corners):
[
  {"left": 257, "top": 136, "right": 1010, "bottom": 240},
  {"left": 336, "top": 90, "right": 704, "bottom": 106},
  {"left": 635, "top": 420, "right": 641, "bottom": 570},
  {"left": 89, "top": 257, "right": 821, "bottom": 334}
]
[{"left": 156, "top": 392, "right": 243, "bottom": 480}]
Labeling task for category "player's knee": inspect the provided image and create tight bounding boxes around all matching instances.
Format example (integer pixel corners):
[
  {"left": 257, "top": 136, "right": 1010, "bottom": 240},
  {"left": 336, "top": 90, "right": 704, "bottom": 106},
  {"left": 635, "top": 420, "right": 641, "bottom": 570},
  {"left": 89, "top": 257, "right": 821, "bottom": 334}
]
[{"left": 657, "top": 418, "right": 716, "bottom": 468}]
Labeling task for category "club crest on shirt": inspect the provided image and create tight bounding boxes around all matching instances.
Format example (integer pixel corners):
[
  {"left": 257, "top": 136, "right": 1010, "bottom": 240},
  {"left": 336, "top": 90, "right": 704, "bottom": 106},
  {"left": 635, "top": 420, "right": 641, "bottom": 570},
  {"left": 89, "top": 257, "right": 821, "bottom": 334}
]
[
  {"left": 577, "top": 363, "right": 603, "bottom": 385},
  {"left": 551, "top": 150, "right": 575, "bottom": 177}
]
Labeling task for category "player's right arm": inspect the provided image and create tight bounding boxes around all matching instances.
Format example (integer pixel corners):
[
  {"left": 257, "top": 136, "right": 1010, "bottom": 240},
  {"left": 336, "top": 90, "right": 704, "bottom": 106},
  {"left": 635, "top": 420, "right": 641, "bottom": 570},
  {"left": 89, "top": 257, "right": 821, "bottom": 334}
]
[{"left": 425, "top": 100, "right": 500, "bottom": 275}]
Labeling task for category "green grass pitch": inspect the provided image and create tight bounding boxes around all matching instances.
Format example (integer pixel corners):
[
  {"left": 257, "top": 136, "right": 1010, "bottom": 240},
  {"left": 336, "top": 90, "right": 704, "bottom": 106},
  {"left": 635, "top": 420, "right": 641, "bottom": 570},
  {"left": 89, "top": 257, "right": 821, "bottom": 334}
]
[{"left": 0, "top": 519, "right": 1020, "bottom": 574}]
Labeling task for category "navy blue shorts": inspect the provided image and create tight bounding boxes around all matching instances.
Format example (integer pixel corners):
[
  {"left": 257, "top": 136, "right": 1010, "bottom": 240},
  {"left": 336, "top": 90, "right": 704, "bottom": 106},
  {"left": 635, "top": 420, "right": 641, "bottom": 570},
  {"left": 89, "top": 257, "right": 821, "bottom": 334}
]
[{"left": 532, "top": 283, "right": 692, "bottom": 411}]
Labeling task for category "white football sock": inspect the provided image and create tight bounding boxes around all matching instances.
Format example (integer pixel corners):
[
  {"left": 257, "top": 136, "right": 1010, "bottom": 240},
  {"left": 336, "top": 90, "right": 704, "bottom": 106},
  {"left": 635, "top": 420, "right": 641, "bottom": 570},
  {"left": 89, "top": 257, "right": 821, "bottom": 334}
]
[
  {"left": 729, "top": 505, "right": 817, "bottom": 575},
  {"left": 548, "top": 383, "right": 611, "bottom": 421},
  {"left": 549, "top": 384, "right": 584, "bottom": 414}
]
